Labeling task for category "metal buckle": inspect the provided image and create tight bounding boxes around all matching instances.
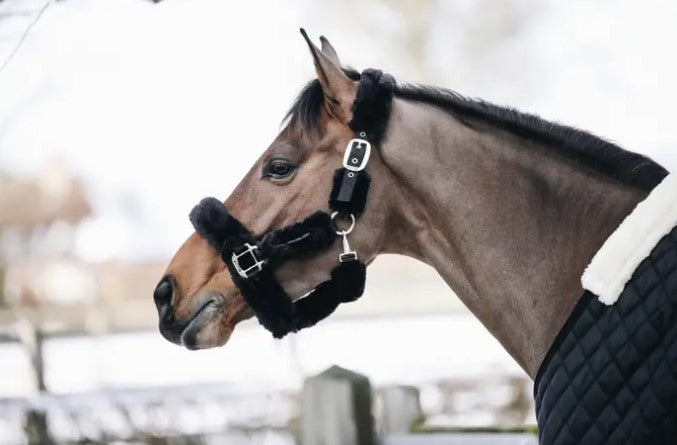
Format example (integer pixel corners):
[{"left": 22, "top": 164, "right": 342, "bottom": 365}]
[
  {"left": 342, "top": 138, "right": 371, "bottom": 172},
  {"left": 339, "top": 252, "right": 358, "bottom": 263},
  {"left": 231, "top": 243, "right": 264, "bottom": 279}
]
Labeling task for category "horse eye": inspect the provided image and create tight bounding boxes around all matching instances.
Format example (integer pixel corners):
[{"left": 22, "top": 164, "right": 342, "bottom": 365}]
[{"left": 263, "top": 158, "right": 297, "bottom": 180}]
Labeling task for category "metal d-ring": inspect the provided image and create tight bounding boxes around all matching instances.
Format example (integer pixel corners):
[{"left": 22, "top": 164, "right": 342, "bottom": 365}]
[{"left": 330, "top": 211, "right": 356, "bottom": 235}]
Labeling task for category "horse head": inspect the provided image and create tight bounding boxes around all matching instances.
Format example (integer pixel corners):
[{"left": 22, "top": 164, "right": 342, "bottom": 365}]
[{"left": 154, "top": 31, "right": 398, "bottom": 349}]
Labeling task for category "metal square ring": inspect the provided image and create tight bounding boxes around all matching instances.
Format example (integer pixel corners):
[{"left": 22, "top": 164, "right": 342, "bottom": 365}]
[
  {"left": 342, "top": 138, "right": 371, "bottom": 172},
  {"left": 231, "top": 243, "right": 264, "bottom": 279}
]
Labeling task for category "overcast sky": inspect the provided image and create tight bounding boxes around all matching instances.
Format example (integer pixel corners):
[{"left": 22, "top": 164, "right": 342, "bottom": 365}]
[{"left": 1, "top": 0, "right": 676, "bottom": 262}]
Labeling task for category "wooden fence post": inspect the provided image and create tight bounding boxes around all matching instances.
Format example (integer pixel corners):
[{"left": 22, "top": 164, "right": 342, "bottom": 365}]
[
  {"left": 302, "top": 365, "right": 375, "bottom": 445},
  {"left": 24, "top": 409, "right": 54, "bottom": 445},
  {"left": 380, "top": 385, "right": 424, "bottom": 434},
  {"left": 17, "top": 322, "right": 53, "bottom": 444}
]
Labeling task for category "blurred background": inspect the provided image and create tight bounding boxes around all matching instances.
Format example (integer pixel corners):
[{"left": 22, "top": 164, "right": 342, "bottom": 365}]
[{"left": 1, "top": 0, "right": 676, "bottom": 443}]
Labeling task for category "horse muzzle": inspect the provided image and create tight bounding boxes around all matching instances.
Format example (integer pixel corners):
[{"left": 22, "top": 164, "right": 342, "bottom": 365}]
[{"left": 154, "top": 275, "right": 229, "bottom": 348}]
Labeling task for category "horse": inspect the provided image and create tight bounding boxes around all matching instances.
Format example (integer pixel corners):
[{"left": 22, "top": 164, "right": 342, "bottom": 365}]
[{"left": 153, "top": 30, "right": 677, "bottom": 444}]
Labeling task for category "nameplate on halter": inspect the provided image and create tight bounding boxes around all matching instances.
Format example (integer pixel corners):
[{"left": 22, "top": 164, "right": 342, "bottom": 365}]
[{"left": 342, "top": 138, "right": 371, "bottom": 172}]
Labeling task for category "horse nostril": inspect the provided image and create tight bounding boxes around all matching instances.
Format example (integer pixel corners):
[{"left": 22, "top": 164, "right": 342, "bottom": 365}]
[{"left": 153, "top": 276, "right": 175, "bottom": 319}]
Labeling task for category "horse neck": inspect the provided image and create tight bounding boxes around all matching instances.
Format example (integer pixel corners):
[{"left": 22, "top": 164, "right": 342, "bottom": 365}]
[{"left": 378, "top": 98, "right": 648, "bottom": 378}]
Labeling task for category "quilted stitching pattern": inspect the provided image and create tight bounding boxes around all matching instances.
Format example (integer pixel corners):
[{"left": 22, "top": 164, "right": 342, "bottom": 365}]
[{"left": 535, "top": 226, "right": 677, "bottom": 445}]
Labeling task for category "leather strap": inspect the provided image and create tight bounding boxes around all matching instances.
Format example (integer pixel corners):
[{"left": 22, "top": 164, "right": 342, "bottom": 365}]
[{"left": 329, "top": 168, "right": 371, "bottom": 215}]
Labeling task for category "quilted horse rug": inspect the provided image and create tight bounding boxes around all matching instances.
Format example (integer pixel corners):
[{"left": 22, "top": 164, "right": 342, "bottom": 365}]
[{"left": 534, "top": 174, "right": 677, "bottom": 444}]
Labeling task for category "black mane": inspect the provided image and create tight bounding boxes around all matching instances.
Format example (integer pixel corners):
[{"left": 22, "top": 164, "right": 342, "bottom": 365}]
[
  {"left": 286, "top": 77, "right": 668, "bottom": 191},
  {"left": 285, "top": 79, "right": 326, "bottom": 132},
  {"left": 284, "top": 68, "right": 359, "bottom": 131}
]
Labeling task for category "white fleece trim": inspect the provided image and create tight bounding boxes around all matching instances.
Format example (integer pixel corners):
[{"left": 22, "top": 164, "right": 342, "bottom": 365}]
[{"left": 582, "top": 173, "right": 677, "bottom": 305}]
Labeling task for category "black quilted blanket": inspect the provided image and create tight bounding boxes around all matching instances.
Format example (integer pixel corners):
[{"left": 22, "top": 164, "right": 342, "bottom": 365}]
[{"left": 534, "top": 225, "right": 677, "bottom": 444}]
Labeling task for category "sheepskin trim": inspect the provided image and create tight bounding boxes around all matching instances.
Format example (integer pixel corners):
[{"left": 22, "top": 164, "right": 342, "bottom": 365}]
[
  {"left": 189, "top": 197, "right": 250, "bottom": 251},
  {"left": 224, "top": 261, "right": 296, "bottom": 338},
  {"left": 582, "top": 174, "right": 677, "bottom": 305},
  {"left": 226, "top": 258, "right": 367, "bottom": 338},
  {"left": 188, "top": 197, "right": 367, "bottom": 338},
  {"left": 349, "top": 68, "right": 395, "bottom": 143},
  {"left": 258, "top": 211, "right": 336, "bottom": 264},
  {"left": 292, "top": 260, "right": 366, "bottom": 331},
  {"left": 329, "top": 168, "right": 371, "bottom": 215}
]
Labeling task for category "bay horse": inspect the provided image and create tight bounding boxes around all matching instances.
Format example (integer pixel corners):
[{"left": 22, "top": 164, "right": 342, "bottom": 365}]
[{"left": 154, "top": 31, "right": 676, "bottom": 444}]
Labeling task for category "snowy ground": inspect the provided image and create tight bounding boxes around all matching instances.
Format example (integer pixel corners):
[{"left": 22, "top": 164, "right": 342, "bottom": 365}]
[
  {"left": 1, "top": 313, "right": 521, "bottom": 396},
  {"left": 0, "top": 313, "right": 529, "bottom": 443}
]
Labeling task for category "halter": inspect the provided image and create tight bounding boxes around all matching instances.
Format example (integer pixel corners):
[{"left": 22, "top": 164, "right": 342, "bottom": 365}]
[{"left": 189, "top": 69, "right": 395, "bottom": 338}]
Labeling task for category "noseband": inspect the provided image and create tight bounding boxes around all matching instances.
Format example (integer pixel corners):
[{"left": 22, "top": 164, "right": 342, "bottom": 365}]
[{"left": 189, "top": 69, "right": 395, "bottom": 338}]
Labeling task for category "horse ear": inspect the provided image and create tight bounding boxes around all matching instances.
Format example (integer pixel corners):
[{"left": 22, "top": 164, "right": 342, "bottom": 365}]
[
  {"left": 319, "top": 35, "right": 341, "bottom": 65},
  {"left": 300, "top": 29, "right": 357, "bottom": 122}
]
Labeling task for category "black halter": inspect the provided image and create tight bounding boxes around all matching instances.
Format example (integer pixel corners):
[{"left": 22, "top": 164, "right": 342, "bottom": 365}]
[{"left": 189, "top": 69, "right": 395, "bottom": 338}]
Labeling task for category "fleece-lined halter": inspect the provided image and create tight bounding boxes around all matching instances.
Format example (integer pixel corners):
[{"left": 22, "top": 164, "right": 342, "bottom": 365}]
[{"left": 189, "top": 69, "right": 395, "bottom": 338}]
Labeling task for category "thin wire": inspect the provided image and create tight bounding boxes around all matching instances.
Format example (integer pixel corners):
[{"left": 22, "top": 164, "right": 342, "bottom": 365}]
[{"left": 0, "top": 0, "right": 51, "bottom": 76}]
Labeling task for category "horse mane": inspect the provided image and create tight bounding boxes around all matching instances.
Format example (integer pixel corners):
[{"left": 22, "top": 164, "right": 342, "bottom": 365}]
[{"left": 286, "top": 76, "right": 668, "bottom": 191}]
